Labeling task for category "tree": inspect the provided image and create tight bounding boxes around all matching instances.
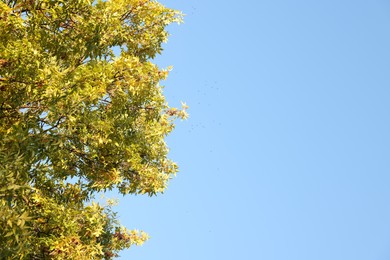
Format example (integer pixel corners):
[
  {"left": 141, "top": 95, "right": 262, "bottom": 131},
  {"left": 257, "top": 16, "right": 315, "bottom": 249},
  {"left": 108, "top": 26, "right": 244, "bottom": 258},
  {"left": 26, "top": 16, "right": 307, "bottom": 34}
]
[{"left": 0, "top": 0, "right": 187, "bottom": 258}]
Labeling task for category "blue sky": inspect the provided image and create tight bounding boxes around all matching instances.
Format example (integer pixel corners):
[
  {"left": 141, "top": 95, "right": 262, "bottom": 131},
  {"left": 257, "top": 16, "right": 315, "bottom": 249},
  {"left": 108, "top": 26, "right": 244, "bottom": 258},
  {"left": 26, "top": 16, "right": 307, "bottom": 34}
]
[{"left": 114, "top": 1, "right": 390, "bottom": 259}]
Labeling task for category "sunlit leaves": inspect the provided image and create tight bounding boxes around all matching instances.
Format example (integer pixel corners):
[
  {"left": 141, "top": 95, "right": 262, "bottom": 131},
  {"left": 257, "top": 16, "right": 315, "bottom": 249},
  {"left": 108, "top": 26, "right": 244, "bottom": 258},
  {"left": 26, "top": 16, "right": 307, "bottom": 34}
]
[{"left": 0, "top": 0, "right": 185, "bottom": 258}]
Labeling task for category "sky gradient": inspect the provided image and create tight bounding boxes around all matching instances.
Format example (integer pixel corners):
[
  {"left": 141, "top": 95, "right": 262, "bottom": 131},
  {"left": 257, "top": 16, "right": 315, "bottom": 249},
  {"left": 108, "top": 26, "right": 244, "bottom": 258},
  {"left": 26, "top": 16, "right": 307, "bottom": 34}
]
[{"left": 113, "top": 1, "right": 390, "bottom": 259}]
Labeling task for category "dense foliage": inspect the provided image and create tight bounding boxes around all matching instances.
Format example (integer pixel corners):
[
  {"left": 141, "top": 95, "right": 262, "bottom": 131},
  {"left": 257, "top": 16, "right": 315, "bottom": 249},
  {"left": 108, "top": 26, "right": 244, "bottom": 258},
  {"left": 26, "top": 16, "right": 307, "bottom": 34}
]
[{"left": 0, "top": 0, "right": 186, "bottom": 258}]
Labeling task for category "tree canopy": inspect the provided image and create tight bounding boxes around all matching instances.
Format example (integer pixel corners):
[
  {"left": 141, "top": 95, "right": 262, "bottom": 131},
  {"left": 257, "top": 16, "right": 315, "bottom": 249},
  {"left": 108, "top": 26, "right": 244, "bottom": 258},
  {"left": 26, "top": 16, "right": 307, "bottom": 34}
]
[{"left": 0, "top": 0, "right": 186, "bottom": 258}]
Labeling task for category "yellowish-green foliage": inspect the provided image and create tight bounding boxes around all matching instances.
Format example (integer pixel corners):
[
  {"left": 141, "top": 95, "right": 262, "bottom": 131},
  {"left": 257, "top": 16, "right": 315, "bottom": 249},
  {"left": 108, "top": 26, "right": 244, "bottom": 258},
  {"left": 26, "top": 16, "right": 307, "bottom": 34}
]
[{"left": 0, "top": 0, "right": 186, "bottom": 258}]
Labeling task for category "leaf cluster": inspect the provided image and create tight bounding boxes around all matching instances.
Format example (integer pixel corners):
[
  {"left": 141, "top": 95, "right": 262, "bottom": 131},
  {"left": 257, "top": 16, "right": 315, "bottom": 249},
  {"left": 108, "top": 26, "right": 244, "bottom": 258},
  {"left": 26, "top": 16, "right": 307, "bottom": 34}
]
[{"left": 0, "top": 0, "right": 186, "bottom": 258}]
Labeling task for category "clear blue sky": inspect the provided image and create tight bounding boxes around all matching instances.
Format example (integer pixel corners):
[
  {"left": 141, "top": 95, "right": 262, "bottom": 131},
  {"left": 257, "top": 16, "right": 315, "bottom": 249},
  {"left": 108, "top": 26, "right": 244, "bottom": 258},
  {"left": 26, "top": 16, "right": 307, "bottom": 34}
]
[{"left": 114, "top": 1, "right": 390, "bottom": 259}]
